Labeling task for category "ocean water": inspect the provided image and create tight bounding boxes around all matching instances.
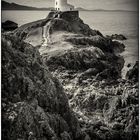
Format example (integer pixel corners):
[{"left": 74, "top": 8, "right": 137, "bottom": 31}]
[
  {"left": 79, "top": 11, "right": 139, "bottom": 77},
  {"left": 2, "top": 10, "right": 138, "bottom": 77}
]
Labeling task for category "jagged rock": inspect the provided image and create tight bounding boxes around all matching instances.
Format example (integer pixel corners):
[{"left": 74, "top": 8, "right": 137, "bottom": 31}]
[
  {"left": 112, "top": 41, "right": 125, "bottom": 53},
  {"left": 126, "top": 61, "right": 138, "bottom": 82},
  {"left": 95, "top": 67, "right": 120, "bottom": 80},
  {"left": 106, "top": 34, "right": 127, "bottom": 41},
  {"left": 112, "top": 122, "right": 124, "bottom": 130},
  {"left": 46, "top": 47, "right": 105, "bottom": 70},
  {"left": 65, "top": 35, "right": 125, "bottom": 54},
  {"left": 2, "top": 34, "right": 84, "bottom": 140},
  {"left": 45, "top": 46, "right": 124, "bottom": 80},
  {"left": 65, "top": 35, "right": 113, "bottom": 52},
  {"left": 103, "top": 85, "right": 138, "bottom": 140},
  {"left": 2, "top": 20, "right": 18, "bottom": 31}
]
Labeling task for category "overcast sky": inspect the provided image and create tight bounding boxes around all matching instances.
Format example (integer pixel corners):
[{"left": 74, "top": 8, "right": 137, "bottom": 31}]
[{"left": 4, "top": 0, "right": 138, "bottom": 11}]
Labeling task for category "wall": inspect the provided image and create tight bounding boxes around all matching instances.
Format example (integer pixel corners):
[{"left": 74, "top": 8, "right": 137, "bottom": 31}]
[
  {"left": 47, "top": 11, "right": 79, "bottom": 21},
  {"left": 59, "top": 11, "right": 79, "bottom": 21}
]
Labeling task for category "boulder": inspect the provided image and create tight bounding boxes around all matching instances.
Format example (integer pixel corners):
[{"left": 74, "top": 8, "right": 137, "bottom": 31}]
[{"left": 2, "top": 20, "right": 18, "bottom": 31}]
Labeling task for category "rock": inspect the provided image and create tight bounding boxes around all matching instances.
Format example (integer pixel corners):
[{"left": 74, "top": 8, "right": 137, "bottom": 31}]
[
  {"left": 106, "top": 34, "right": 127, "bottom": 41},
  {"left": 82, "top": 68, "right": 99, "bottom": 76},
  {"left": 103, "top": 87, "right": 138, "bottom": 139},
  {"left": 126, "top": 61, "right": 138, "bottom": 82},
  {"left": 60, "top": 131, "right": 72, "bottom": 140},
  {"left": 14, "top": 11, "right": 102, "bottom": 41},
  {"left": 95, "top": 67, "right": 120, "bottom": 80},
  {"left": 112, "top": 122, "right": 124, "bottom": 130},
  {"left": 12, "top": 11, "right": 125, "bottom": 81},
  {"left": 127, "top": 63, "right": 131, "bottom": 68},
  {"left": 2, "top": 34, "right": 83, "bottom": 140},
  {"left": 84, "top": 134, "right": 91, "bottom": 140},
  {"left": 112, "top": 41, "right": 125, "bottom": 53},
  {"left": 2, "top": 20, "right": 18, "bottom": 31},
  {"left": 65, "top": 35, "right": 113, "bottom": 52},
  {"left": 46, "top": 47, "right": 106, "bottom": 70},
  {"left": 4, "top": 11, "right": 137, "bottom": 140}
]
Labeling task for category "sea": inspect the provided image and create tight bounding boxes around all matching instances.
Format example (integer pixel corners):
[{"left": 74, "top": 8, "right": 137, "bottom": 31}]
[{"left": 2, "top": 10, "right": 139, "bottom": 77}]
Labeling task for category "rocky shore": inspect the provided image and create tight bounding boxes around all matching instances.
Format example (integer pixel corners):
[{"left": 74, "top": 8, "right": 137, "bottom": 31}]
[{"left": 2, "top": 11, "right": 138, "bottom": 140}]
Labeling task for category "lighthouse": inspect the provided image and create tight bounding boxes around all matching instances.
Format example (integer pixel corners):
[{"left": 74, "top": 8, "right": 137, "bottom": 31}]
[{"left": 55, "top": 0, "right": 74, "bottom": 11}]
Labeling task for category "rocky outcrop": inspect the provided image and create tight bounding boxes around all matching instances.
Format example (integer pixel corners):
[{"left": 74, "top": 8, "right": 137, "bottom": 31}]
[
  {"left": 45, "top": 46, "right": 124, "bottom": 80},
  {"left": 13, "top": 11, "right": 125, "bottom": 81},
  {"left": 2, "top": 34, "right": 85, "bottom": 140},
  {"left": 65, "top": 35, "right": 125, "bottom": 53},
  {"left": 126, "top": 61, "right": 138, "bottom": 82},
  {"left": 2, "top": 20, "right": 18, "bottom": 31},
  {"left": 13, "top": 11, "right": 102, "bottom": 41},
  {"left": 106, "top": 34, "right": 127, "bottom": 41}
]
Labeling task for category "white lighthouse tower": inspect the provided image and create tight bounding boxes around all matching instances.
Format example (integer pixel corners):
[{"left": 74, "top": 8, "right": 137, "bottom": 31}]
[{"left": 55, "top": 0, "right": 74, "bottom": 11}]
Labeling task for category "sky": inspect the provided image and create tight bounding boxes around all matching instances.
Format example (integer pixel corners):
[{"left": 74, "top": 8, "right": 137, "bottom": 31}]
[{"left": 4, "top": 0, "right": 138, "bottom": 11}]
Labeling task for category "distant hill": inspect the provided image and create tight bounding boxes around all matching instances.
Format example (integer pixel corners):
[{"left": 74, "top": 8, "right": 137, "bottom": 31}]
[
  {"left": 75, "top": 7, "right": 136, "bottom": 12},
  {"left": 2, "top": 1, "right": 54, "bottom": 10},
  {"left": 75, "top": 7, "right": 88, "bottom": 11},
  {"left": 90, "top": 9, "right": 136, "bottom": 12}
]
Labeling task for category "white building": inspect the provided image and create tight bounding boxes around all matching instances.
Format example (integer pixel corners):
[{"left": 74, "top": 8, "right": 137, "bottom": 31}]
[{"left": 55, "top": 0, "right": 74, "bottom": 11}]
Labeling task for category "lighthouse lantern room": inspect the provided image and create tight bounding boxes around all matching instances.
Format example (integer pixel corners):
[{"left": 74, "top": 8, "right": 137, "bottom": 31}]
[{"left": 55, "top": 0, "right": 74, "bottom": 11}]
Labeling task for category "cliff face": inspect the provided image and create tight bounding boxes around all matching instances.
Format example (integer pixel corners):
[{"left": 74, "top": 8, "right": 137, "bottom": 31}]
[{"left": 2, "top": 35, "right": 85, "bottom": 140}]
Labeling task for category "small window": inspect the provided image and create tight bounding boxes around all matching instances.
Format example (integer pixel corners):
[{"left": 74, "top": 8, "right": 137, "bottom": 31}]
[
  {"left": 56, "top": 2, "right": 57, "bottom": 5},
  {"left": 70, "top": 8, "right": 72, "bottom": 11},
  {"left": 58, "top": 8, "right": 60, "bottom": 10}
]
